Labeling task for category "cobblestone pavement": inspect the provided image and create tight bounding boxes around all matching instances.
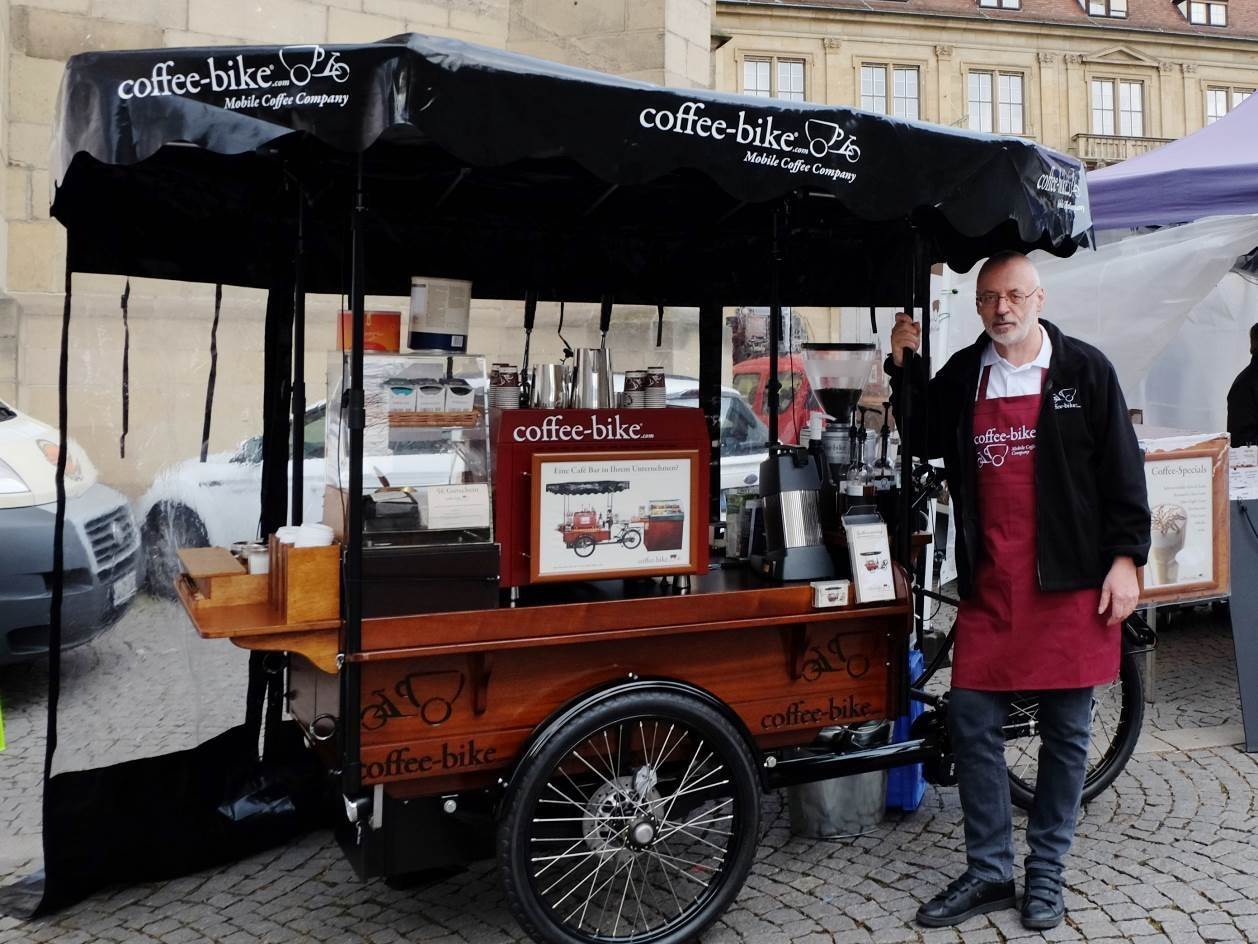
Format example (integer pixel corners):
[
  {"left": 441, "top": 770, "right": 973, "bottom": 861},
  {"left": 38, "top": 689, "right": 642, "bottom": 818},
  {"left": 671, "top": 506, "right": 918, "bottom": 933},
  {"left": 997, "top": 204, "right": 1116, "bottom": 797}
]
[{"left": 0, "top": 596, "right": 1252, "bottom": 944}]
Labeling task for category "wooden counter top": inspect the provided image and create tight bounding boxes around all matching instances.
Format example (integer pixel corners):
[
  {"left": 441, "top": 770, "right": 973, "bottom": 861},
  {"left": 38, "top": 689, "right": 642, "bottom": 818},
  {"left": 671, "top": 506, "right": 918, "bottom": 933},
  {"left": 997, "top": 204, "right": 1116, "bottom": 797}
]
[{"left": 356, "top": 563, "right": 911, "bottom": 661}]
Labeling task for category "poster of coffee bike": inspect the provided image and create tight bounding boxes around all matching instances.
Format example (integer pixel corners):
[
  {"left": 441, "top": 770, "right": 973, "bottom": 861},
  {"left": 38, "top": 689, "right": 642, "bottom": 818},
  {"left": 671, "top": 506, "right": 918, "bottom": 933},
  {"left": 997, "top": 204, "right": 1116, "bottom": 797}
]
[
  {"left": 1139, "top": 436, "right": 1230, "bottom": 604},
  {"left": 530, "top": 450, "right": 701, "bottom": 582}
]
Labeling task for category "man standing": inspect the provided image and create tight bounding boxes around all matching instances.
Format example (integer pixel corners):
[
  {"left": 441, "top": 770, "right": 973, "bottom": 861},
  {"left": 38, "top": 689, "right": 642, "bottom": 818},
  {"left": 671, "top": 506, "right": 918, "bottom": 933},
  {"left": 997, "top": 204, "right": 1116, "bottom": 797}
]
[
  {"left": 888, "top": 251, "right": 1150, "bottom": 931},
  {"left": 1227, "top": 324, "right": 1258, "bottom": 447}
]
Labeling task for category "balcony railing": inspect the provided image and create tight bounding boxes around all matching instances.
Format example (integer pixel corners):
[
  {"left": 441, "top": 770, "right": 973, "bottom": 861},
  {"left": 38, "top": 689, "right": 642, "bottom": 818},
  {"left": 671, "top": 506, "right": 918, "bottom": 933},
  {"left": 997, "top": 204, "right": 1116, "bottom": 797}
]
[{"left": 1070, "top": 133, "right": 1175, "bottom": 167}]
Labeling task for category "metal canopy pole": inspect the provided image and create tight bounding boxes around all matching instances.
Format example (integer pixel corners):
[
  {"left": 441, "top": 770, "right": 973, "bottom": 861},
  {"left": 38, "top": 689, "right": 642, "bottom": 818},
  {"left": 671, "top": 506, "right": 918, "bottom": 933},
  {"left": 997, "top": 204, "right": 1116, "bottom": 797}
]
[
  {"left": 698, "top": 302, "right": 722, "bottom": 525},
  {"left": 341, "top": 155, "right": 366, "bottom": 798},
  {"left": 767, "top": 206, "right": 783, "bottom": 446},
  {"left": 290, "top": 183, "right": 307, "bottom": 526}
]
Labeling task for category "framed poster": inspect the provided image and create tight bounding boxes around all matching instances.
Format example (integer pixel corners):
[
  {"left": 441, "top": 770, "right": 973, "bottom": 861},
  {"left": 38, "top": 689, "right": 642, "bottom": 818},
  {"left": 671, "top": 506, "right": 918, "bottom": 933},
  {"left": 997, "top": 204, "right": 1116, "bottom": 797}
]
[
  {"left": 1139, "top": 438, "right": 1230, "bottom": 604},
  {"left": 530, "top": 450, "right": 702, "bottom": 583}
]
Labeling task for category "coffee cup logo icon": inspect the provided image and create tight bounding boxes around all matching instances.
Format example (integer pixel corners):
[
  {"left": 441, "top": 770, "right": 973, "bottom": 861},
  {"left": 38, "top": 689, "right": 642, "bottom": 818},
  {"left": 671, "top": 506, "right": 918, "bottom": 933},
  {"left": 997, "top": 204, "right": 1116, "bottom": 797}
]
[{"left": 805, "top": 119, "right": 841, "bottom": 157}]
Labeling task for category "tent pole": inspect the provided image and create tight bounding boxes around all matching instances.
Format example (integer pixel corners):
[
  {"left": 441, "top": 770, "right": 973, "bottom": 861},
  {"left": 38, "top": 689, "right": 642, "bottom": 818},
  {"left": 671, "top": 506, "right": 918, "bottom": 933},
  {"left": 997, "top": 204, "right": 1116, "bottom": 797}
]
[
  {"left": 767, "top": 206, "right": 782, "bottom": 445},
  {"left": 342, "top": 155, "right": 366, "bottom": 799},
  {"left": 698, "top": 301, "right": 722, "bottom": 526},
  {"left": 291, "top": 181, "right": 307, "bottom": 526},
  {"left": 896, "top": 229, "right": 916, "bottom": 571},
  {"left": 913, "top": 241, "right": 931, "bottom": 651}
]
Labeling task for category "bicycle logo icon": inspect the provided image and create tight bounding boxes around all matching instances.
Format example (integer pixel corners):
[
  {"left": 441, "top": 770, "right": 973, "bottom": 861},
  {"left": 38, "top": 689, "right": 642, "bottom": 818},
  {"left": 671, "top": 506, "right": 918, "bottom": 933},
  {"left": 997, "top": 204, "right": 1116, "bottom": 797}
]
[
  {"left": 278, "top": 45, "right": 350, "bottom": 87},
  {"left": 804, "top": 119, "right": 862, "bottom": 163},
  {"left": 977, "top": 443, "right": 1009, "bottom": 468},
  {"left": 801, "top": 633, "right": 871, "bottom": 682},
  {"left": 360, "top": 669, "right": 465, "bottom": 731}
]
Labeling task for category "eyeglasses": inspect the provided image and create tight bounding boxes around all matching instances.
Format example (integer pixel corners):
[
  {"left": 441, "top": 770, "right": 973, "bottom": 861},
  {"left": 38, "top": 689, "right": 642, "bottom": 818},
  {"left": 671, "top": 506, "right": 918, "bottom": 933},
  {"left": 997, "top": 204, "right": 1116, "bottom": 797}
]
[{"left": 976, "top": 286, "right": 1040, "bottom": 310}]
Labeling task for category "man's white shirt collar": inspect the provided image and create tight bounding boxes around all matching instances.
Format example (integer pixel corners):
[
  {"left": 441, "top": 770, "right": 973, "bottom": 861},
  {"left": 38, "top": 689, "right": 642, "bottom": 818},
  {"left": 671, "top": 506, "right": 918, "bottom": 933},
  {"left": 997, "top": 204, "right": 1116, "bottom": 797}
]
[{"left": 981, "top": 325, "right": 1052, "bottom": 372}]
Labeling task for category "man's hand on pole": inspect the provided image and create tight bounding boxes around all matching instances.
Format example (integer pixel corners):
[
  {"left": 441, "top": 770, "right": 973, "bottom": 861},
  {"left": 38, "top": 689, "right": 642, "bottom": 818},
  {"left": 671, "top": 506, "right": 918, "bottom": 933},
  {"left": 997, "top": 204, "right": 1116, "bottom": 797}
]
[
  {"left": 1098, "top": 555, "right": 1140, "bottom": 626},
  {"left": 891, "top": 312, "right": 922, "bottom": 368}
]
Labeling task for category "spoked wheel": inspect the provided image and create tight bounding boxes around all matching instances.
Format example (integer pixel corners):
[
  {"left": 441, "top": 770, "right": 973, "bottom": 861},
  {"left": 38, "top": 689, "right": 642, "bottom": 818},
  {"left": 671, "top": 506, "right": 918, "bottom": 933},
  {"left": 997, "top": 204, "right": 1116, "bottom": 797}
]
[
  {"left": 1005, "top": 649, "right": 1145, "bottom": 809},
  {"left": 620, "top": 528, "right": 642, "bottom": 550},
  {"left": 498, "top": 690, "right": 761, "bottom": 944},
  {"left": 573, "top": 535, "right": 597, "bottom": 558}
]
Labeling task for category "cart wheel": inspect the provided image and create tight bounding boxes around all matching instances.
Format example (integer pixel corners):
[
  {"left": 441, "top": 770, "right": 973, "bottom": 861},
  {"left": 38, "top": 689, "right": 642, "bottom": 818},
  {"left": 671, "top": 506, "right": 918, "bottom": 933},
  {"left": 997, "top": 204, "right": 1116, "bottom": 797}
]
[
  {"left": 1005, "top": 649, "right": 1145, "bottom": 809},
  {"left": 573, "top": 535, "right": 596, "bottom": 558},
  {"left": 498, "top": 690, "right": 761, "bottom": 944},
  {"left": 621, "top": 528, "right": 642, "bottom": 550}
]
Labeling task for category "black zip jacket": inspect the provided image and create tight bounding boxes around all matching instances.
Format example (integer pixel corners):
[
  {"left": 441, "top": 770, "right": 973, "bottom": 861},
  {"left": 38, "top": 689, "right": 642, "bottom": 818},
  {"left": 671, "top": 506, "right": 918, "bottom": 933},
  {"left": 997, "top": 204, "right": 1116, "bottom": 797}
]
[
  {"left": 1227, "top": 356, "right": 1258, "bottom": 447},
  {"left": 887, "top": 319, "right": 1150, "bottom": 599}
]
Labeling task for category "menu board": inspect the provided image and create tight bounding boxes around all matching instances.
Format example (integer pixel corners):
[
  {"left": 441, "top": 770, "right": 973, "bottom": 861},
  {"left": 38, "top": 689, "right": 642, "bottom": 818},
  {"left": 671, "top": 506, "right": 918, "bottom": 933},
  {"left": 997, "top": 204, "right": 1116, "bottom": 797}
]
[{"left": 1139, "top": 434, "right": 1230, "bottom": 604}]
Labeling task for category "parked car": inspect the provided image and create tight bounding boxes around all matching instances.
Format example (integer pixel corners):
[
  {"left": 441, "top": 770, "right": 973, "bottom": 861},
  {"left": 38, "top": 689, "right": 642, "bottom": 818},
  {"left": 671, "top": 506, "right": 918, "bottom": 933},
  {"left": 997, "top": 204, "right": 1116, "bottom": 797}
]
[
  {"left": 730, "top": 353, "right": 813, "bottom": 446},
  {"left": 663, "top": 384, "right": 768, "bottom": 493},
  {"left": 0, "top": 399, "right": 141, "bottom": 664}
]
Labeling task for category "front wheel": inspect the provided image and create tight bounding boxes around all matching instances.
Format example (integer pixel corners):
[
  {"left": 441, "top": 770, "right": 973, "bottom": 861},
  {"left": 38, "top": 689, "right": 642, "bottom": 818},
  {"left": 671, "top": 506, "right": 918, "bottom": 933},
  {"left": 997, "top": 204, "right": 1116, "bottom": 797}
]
[
  {"left": 572, "top": 535, "right": 596, "bottom": 558},
  {"left": 141, "top": 502, "right": 209, "bottom": 598},
  {"left": 620, "top": 528, "right": 642, "bottom": 550},
  {"left": 498, "top": 690, "right": 762, "bottom": 944},
  {"left": 1005, "top": 649, "right": 1145, "bottom": 809}
]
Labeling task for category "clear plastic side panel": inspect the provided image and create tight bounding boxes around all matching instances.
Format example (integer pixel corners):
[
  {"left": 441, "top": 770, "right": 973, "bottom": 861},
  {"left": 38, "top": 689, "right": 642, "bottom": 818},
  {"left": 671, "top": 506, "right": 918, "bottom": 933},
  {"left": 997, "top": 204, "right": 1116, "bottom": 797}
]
[{"left": 325, "top": 351, "right": 491, "bottom": 547}]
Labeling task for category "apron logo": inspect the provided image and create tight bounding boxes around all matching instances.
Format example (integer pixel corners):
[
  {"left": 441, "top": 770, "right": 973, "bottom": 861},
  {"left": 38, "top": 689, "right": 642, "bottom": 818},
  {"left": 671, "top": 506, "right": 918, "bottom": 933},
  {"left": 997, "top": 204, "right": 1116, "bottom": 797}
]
[
  {"left": 1053, "top": 387, "right": 1081, "bottom": 410},
  {"left": 977, "top": 443, "right": 1009, "bottom": 468}
]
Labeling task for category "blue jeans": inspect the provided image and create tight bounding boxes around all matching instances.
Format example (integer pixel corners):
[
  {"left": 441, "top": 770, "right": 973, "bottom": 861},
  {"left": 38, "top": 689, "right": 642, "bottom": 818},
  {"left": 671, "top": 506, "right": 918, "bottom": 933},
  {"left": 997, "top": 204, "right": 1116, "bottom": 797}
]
[{"left": 947, "top": 687, "right": 1094, "bottom": 882}]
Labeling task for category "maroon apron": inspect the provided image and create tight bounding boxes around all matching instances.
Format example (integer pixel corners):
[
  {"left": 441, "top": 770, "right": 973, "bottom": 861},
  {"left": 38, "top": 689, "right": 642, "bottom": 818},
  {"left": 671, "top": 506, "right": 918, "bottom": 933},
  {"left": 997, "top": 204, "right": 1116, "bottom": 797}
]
[{"left": 952, "top": 366, "right": 1119, "bottom": 691}]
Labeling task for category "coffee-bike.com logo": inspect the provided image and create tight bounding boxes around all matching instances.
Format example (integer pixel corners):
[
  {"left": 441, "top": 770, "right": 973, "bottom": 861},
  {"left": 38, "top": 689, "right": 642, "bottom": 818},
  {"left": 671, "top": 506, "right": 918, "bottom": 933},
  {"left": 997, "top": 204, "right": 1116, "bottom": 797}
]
[
  {"left": 116, "top": 45, "right": 350, "bottom": 108},
  {"left": 638, "top": 101, "right": 862, "bottom": 182}
]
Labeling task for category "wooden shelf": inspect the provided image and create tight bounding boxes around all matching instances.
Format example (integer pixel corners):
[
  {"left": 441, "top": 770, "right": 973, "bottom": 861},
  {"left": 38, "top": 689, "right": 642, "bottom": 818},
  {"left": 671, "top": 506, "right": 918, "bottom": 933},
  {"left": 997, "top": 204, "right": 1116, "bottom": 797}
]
[{"left": 175, "top": 571, "right": 342, "bottom": 674}]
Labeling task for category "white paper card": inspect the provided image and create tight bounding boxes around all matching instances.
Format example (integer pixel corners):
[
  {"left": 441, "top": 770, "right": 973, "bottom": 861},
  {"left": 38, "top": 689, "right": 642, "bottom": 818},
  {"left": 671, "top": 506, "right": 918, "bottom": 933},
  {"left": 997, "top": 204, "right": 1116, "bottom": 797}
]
[
  {"left": 845, "top": 520, "right": 895, "bottom": 602},
  {"left": 423, "top": 484, "right": 490, "bottom": 531}
]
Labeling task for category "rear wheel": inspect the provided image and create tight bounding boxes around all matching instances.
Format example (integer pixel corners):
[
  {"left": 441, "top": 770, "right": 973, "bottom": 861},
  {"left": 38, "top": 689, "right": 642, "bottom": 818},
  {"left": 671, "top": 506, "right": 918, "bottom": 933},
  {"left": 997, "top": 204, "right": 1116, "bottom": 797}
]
[
  {"left": 1005, "top": 649, "right": 1144, "bottom": 809},
  {"left": 142, "top": 502, "right": 208, "bottom": 598},
  {"left": 621, "top": 528, "right": 642, "bottom": 550},
  {"left": 498, "top": 690, "right": 761, "bottom": 944}
]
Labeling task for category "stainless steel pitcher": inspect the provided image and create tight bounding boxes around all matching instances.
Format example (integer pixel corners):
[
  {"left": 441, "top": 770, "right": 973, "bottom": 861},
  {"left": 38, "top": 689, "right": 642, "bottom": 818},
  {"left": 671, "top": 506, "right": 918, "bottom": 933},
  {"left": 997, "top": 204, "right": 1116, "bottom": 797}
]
[
  {"left": 529, "top": 363, "right": 569, "bottom": 409},
  {"left": 571, "top": 348, "right": 614, "bottom": 408}
]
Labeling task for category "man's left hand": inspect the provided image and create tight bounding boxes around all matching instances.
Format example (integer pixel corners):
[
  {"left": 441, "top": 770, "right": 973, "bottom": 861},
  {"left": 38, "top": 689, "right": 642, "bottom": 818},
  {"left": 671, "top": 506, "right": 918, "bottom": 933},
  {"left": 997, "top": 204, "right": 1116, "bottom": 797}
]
[{"left": 1098, "top": 556, "right": 1140, "bottom": 626}]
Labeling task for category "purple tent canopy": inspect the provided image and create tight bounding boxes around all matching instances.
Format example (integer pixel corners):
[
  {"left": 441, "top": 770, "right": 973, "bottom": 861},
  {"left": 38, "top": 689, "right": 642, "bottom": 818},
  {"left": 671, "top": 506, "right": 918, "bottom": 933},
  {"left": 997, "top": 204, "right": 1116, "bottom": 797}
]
[{"left": 1089, "top": 93, "right": 1258, "bottom": 229}]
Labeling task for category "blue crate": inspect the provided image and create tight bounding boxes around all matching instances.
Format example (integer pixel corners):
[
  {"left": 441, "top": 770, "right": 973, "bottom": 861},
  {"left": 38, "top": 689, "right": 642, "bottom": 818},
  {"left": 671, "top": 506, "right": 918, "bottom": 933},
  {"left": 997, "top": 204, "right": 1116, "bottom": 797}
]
[{"left": 886, "top": 646, "right": 928, "bottom": 811}]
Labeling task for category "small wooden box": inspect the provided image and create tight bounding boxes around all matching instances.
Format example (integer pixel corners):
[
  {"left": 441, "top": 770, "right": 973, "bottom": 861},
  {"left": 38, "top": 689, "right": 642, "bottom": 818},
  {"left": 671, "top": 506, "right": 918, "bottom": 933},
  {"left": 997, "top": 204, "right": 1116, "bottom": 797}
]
[
  {"left": 269, "top": 536, "right": 342, "bottom": 624},
  {"left": 177, "top": 547, "right": 269, "bottom": 607}
]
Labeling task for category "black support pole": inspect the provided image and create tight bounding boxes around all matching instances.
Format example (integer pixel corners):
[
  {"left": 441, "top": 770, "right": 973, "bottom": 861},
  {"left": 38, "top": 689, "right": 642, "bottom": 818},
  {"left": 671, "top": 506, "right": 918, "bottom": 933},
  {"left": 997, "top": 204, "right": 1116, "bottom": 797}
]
[
  {"left": 291, "top": 184, "right": 307, "bottom": 526},
  {"left": 767, "top": 207, "right": 783, "bottom": 446},
  {"left": 698, "top": 302, "right": 723, "bottom": 527},
  {"left": 341, "top": 156, "right": 366, "bottom": 798},
  {"left": 896, "top": 230, "right": 916, "bottom": 570}
]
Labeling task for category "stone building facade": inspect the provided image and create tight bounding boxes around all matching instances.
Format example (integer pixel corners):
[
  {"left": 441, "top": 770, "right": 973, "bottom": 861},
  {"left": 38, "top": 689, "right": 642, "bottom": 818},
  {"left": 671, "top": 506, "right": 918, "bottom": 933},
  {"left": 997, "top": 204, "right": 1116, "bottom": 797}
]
[{"left": 712, "top": 0, "right": 1258, "bottom": 165}]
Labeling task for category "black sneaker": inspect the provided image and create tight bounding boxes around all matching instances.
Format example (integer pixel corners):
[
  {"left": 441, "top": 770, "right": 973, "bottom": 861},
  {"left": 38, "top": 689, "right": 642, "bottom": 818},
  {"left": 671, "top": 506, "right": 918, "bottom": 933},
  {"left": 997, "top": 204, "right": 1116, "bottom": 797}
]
[
  {"left": 1021, "top": 871, "right": 1066, "bottom": 930},
  {"left": 915, "top": 872, "right": 1017, "bottom": 928}
]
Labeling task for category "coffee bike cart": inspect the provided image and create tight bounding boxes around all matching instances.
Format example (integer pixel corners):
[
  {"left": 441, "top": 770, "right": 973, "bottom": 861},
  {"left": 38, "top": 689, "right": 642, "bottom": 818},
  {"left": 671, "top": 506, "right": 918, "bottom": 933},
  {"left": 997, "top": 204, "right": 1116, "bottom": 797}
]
[{"left": 47, "top": 34, "right": 1149, "bottom": 944}]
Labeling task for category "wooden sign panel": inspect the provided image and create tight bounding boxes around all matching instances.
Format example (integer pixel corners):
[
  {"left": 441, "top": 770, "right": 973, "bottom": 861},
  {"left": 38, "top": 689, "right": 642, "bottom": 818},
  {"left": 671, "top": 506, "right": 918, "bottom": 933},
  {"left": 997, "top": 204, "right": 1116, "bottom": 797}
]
[{"left": 355, "top": 616, "right": 898, "bottom": 788}]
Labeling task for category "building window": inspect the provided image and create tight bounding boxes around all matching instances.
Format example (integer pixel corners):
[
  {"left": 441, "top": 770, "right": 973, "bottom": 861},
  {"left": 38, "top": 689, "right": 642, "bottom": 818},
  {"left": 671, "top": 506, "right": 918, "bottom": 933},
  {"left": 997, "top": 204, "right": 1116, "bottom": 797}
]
[
  {"left": 862, "top": 64, "right": 919, "bottom": 119},
  {"left": 968, "top": 71, "right": 1024, "bottom": 133},
  {"left": 978, "top": 0, "right": 1021, "bottom": 7},
  {"left": 1177, "top": 1, "right": 1227, "bottom": 26},
  {"left": 1206, "top": 86, "right": 1253, "bottom": 123},
  {"left": 1086, "top": 0, "right": 1127, "bottom": 17},
  {"left": 743, "top": 56, "right": 806, "bottom": 101},
  {"left": 1091, "top": 78, "right": 1143, "bottom": 136}
]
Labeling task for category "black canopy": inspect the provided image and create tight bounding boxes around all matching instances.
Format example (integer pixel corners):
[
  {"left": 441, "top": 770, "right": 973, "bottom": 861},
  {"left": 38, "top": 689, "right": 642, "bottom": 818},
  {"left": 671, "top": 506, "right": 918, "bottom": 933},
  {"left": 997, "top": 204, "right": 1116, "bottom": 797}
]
[
  {"left": 51, "top": 33, "right": 1091, "bottom": 304},
  {"left": 545, "top": 481, "right": 632, "bottom": 496}
]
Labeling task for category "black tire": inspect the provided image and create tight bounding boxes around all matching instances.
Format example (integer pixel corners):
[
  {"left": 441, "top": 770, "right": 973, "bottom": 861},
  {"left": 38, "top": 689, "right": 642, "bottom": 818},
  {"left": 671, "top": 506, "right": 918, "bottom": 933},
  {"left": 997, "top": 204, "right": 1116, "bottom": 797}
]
[
  {"left": 621, "top": 528, "right": 642, "bottom": 550},
  {"left": 572, "top": 535, "right": 596, "bottom": 558},
  {"left": 1005, "top": 649, "right": 1145, "bottom": 810},
  {"left": 498, "top": 690, "right": 761, "bottom": 944},
  {"left": 142, "top": 502, "right": 209, "bottom": 598}
]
